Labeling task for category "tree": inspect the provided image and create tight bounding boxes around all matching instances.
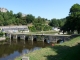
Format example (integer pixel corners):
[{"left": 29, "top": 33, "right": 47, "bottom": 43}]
[
  {"left": 61, "top": 3, "right": 80, "bottom": 34},
  {"left": 9, "top": 10, "right": 13, "bottom": 18},
  {"left": 49, "top": 18, "right": 59, "bottom": 27},
  {"left": 69, "top": 3, "right": 80, "bottom": 34},
  {"left": 0, "top": 15, "right": 4, "bottom": 25},
  {"left": 16, "top": 12, "right": 22, "bottom": 18},
  {"left": 3, "top": 13, "right": 9, "bottom": 20},
  {"left": 26, "top": 14, "right": 35, "bottom": 23},
  {"left": 57, "top": 18, "right": 66, "bottom": 27}
]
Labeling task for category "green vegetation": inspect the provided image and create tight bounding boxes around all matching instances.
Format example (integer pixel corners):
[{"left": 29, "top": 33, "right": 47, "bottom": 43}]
[
  {"left": 29, "top": 25, "right": 52, "bottom": 32},
  {"left": 15, "top": 36, "right": 80, "bottom": 60},
  {"left": 0, "top": 3, "right": 80, "bottom": 33},
  {"left": 0, "top": 32, "right": 4, "bottom": 37},
  {"left": 0, "top": 8, "right": 65, "bottom": 32},
  {"left": 49, "top": 18, "right": 66, "bottom": 28},
  {"left": 61, "top": 3, "right": 80, "bottom": 34},
  {"left": 26, "top": 30, "right": 58, "bottom": 34}
]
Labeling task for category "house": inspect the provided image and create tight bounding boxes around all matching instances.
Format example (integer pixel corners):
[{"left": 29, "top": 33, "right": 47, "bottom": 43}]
[
  {"left": 0, "top": 7, "right": 8, "bottom": 12},
  {"left": 0, "top": 25, "right": 29, "bottom": 33},
  {"left": 52, "top": 27, "right": 60, "bottom": 31}
]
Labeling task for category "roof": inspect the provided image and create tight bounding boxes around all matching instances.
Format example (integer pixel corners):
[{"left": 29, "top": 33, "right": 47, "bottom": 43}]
[
  {"left": 0, "top": 25, "right": 28, "bottom": 28},
  {"left": 1, "top": 26, "right": 29, "bottom": 31}
]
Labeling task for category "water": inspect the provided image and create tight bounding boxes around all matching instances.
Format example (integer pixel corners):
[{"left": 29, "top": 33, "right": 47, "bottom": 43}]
[{"left": 0, "top": 40, "right": 52, "bottom": 60}]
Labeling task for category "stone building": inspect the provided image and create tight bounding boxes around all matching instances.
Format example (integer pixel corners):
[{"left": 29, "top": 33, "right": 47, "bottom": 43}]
[
  {"left": 0, "top": 25, "right": 29, "bottom": 33},
  {"left": 0, "top": 7, "right": 8, "bottom": 12}
]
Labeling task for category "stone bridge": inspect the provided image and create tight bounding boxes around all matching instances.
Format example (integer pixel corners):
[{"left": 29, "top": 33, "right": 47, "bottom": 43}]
[{"left": 5, "top": 32, "right": 71, "bottom": 43}]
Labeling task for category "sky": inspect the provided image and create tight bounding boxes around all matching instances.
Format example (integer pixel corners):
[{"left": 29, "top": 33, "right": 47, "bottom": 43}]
[{"left": 0, "top": 0, "right": 80, "bottom": 20}]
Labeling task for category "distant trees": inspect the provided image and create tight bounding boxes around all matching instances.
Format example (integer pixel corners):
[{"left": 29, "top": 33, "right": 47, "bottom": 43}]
[
  {"left": 0, "top": 7, "right": 66, "bottom": 32},
  {"left": 29, "top": 16, "right": 51, "bottom": 32},
  {"left": 26, "top": 14, "right": 35, "bottom": 23},
  {"left": 49, "top": 18, "right": 59, "bottom": 27},
  {"left": 0, "top": 10, "right": 52, "bottom": 32},
  {"left": 3, "top": 3, "right": 78, "bottom": 33},
  {"left": 61, "top": 3, "right": 80, "bottom": 34},
  {"left": 49, "top": 18, "right": 66, "bottom": 28}
]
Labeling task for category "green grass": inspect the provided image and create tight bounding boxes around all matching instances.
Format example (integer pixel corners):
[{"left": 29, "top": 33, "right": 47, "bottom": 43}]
[
  {"left": 28, "top": 30, "right": 58, "bottom": 34},
  {"left": 15, "top": 36, "right": 80, "bottom": 60}
]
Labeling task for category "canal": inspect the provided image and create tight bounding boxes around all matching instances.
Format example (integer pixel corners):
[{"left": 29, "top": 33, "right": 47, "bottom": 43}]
[{"left": 0, "top": 39, "right": 52, "bottom": 60}]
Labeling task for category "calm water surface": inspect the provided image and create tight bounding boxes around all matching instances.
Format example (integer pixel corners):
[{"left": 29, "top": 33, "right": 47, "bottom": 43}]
[{"left": 0, "top": 40, "right": 52, "bottom": 60}]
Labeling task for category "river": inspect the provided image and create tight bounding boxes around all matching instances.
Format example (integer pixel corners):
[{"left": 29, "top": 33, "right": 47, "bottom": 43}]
[{"left": 0, "top": 39, "right": 52, "bottom": 60}]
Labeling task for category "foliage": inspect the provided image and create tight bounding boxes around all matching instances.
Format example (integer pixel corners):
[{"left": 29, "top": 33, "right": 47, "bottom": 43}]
[
  {"left": 49, "top": 18, "right": 58, "bottom": 27},
  {"left": 29, "top": 26, "right": 36, "bottom": 32},
  {"left": 0, "top": 32, "right": 4, "bottom": 37},
  {"left": 49, "top": 18, "right": 66, "bottom": 28},
  {"left": 0, "top": 8, "right": 65, "bottom": 32},
  {"left": 26, "top": 14, "right": 35, "bottom": 23},
  {"left": 29, "top": 24, "right": 52, "bottom": 32},
  {"left": 43, "top": 25, "right": 52, "bottom": 31},
  {"left": 61, "top": 3, "right": 80, "bottom": 34},
  {"left": 33, "top": 16, "right": 46, "bottom": 25},
  {"left": 31, "top": 16, "right": 51, "bottom": 31}
]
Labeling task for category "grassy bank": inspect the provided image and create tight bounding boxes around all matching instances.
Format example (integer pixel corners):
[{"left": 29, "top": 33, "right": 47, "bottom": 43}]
[
  {"left": 27, "top": 30, "right": 58, "bottom": 34},
  {"left": 15, "top": 36, "right": 80, "bottom": 60}
]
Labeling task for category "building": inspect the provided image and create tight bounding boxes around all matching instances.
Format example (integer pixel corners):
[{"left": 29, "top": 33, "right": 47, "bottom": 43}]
[
  {"left": 52, "top": 27, "right": 60, "bottom": 31},
  {"left": 0, "top": 26, "right": 29, "bottom": 33},
  {"left": 0, "top": 7, "right": 8, "bottom": 12},
  {"left": 22, "top": 13, "right": 27, "bottom": 17}
]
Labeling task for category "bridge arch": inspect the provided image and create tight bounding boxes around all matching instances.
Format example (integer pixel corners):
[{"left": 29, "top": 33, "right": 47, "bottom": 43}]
[
  {"left": 44, "top": 39, "right": 47, "bottom": 42},
  {"left": 25, "top": 36, "right": 28, "bottom": 41},
  {"left": 57, "top": 39, "right": 64, "bottom": 43}
]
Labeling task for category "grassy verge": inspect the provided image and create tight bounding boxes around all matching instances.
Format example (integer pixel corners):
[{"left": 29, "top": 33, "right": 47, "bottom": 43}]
[{"left": 15, "top": 36, "right": 80, "bottom": 60}]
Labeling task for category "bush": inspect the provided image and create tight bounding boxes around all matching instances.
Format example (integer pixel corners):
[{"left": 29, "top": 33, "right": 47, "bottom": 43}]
[
  {"left": 29, "top": 26, "right": 36, "bottom": 32},
  {"left": 0, "top": 32, "right": 4, "bottom": 37}
]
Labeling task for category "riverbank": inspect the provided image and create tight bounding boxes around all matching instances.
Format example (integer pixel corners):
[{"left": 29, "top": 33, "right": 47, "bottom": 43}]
[{"left": 15, "top": 36, "right": 80, "bottom": 60}]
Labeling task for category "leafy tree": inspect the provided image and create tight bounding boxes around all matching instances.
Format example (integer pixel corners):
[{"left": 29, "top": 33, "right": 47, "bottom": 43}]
[
  {"left": 3, "top": 13, "right": 9, "bottom": 20},
  {"left": 33, "top": 16, "right": 46, "bottom": 25},
  {"left": 15, "top": 18, "right": 20, "bottom": 25},
  {"left": 26, "top": 14, "right": 35, "bottom": 23},
  {"left": 58, "top": 18, "right": 66, "bottom": 27},
  {"left": 29, "top": 26, "right": 36, "bottom": 32},
  {"left": 16, "top": 12, "right": 22, "bottom": 18},
  {"left": 49, "top": 18, "right": 59, "bottom": 27},
  {"left": 0, "top": 15, "right": 4, "bottom": 26},
  {"left": 61, "top": 3, "right": 80, "bottom": 34},
  {"left": 43, "top": 25, "right": 52, "bottom": 31},
  {"left": 9, "top": 10, "right": 13, "bottom": 18}
]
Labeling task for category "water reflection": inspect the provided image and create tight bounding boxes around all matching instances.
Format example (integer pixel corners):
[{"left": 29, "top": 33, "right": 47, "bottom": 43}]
[{"left": 0, "top": 39, "right": 51, "bottom": 60}]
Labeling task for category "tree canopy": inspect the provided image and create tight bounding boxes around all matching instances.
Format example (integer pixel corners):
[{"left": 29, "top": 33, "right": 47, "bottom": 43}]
[
  {"left": 61, "top": 3, "right": 80, "bottom": 34},
  {"left": 0, "top": 7, "right": 66, "bottom": 32},
  {"left": 49, "top": 18, "right": 66, "bottom": 28}
]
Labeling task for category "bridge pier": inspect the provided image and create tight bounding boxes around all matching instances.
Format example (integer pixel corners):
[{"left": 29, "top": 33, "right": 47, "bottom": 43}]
[
  {"left": 41, "top": 36, "right": 44, "bottom": 42},
  {"left": 28, "top": 35, "right": 33, "bottom": 41},
  {"left": 23, "top": 35, "right": 26, "bottom": 40},
  {"left": 6, "top": 33, "right": 11, "bottom": 39},
  {"left": 48, "top": 36, "right": 51, "bottom": 42},
  {"left": 6, "top": 33, "right": 12, "bottom": 44},
  {"left": 55, "top": 36, "right": 57, "bottom": 43},
  {"left": 9, "top": 34, "right": 11, "bottom": 40},
  {"left": 13, "top": 35, "right": 17, "bottom": 40},
  {"left": 20, "top": 35, "right": 25, "bottom": 40},
  {"left": 19, "top": 35, "right": 26, "bottom": 44},
  {"left": 23, "top": 35, "right": 26, "bottom": 44},
  {"left": 9, "top": 34, "right": 11, "bottom": 45},
  {"left": 12, "top": 35, "right": 18, "bottom": 43}
]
